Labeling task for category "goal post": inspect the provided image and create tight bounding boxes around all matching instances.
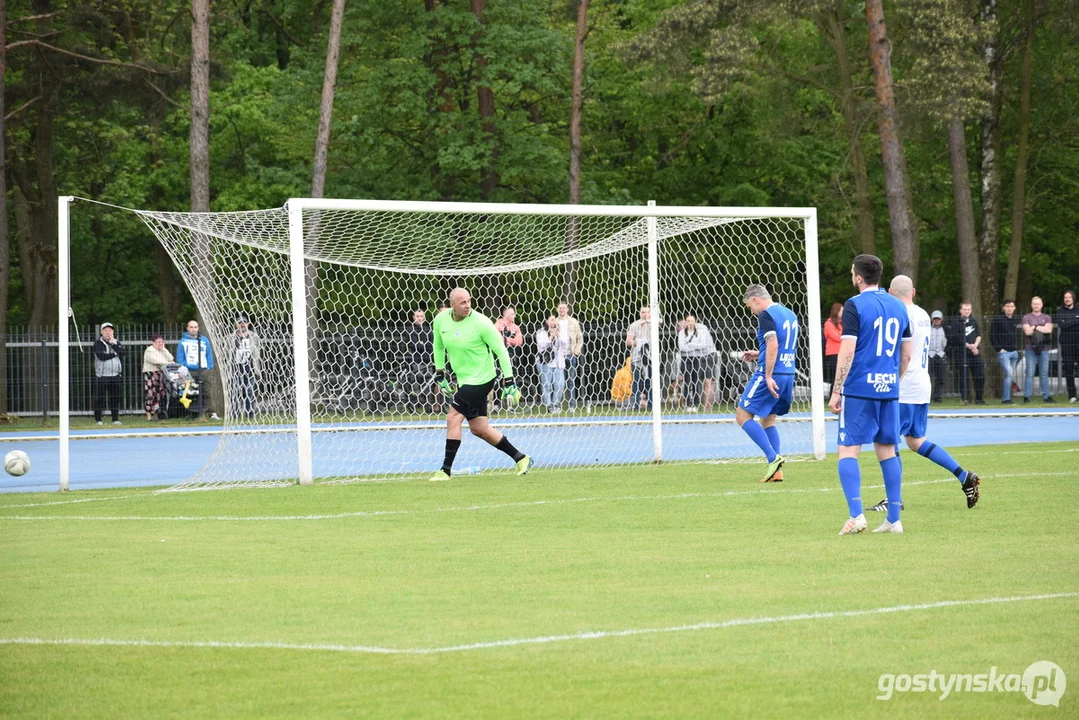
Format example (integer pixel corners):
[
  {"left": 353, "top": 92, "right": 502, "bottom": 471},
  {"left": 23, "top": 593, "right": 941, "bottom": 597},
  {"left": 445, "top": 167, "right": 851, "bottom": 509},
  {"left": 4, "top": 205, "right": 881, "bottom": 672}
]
[{"left": 57, "top": 197, "right": 826, "bottom": 491}]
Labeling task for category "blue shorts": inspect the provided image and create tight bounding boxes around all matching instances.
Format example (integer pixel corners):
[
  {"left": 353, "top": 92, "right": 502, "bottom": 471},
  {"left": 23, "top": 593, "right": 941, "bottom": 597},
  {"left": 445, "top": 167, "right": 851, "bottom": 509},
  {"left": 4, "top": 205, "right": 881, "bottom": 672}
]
[
  {"left": 838, "top": 396, "right": 900, "bottom": 446},
  {"left": 899, "top": 403, "right": 928, "bottom": 439},
  {"left": 738, "top": 372, "right": 794, "bottom": 418}
]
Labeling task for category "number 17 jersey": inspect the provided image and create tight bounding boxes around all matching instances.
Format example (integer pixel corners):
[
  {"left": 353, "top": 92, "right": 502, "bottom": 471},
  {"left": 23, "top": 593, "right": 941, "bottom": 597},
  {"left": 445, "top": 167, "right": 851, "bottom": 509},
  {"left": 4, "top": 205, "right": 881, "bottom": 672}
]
[{"left": 840, "top": 287, "right": 912, "bottom": 400}]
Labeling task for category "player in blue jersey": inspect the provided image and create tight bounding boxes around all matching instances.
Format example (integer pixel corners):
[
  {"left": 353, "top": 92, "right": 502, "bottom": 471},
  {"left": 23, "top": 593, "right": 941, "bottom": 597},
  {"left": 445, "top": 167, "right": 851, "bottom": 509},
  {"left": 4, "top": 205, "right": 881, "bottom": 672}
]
[
  {"left": 829, "top": 255, "right": 913, "bottom": 535},
  {"left": 736, "top": 284, "right": 799, "bottom": 483}
]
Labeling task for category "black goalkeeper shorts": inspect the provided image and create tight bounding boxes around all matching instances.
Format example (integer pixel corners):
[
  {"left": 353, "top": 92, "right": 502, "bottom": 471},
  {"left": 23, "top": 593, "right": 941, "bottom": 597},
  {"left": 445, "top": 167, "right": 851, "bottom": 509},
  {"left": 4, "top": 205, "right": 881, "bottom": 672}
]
[{"left": 451, "top": 379, "right": 497, "bottom": 420}]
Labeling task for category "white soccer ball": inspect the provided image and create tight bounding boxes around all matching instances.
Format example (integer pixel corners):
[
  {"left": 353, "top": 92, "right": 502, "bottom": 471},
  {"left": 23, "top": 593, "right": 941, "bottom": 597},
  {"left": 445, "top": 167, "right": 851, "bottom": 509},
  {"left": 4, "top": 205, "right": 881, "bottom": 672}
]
[{"left": 4, "top": 450, "right": 30, "bottom": 477}]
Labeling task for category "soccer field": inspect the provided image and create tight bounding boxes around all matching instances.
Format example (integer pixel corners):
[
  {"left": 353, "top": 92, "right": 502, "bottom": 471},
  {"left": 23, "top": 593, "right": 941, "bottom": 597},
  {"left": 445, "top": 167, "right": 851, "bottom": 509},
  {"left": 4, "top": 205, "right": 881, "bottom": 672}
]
[{"left": 2, "top": 442, "right": 1077, "bottom": 718}]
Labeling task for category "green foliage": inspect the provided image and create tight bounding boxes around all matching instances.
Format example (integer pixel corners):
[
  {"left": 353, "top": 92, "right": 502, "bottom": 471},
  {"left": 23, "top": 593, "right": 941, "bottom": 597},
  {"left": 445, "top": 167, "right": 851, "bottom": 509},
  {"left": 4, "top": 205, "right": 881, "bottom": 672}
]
[{"left": 3, "top": 0, "right": 1077, "bottom": 325}]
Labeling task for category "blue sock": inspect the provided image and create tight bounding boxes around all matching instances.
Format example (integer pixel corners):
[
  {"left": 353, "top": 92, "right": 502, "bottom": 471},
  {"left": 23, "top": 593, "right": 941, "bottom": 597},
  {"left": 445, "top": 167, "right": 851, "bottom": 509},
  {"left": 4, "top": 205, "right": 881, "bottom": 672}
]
[
  {"left": 881, "top": 456, "right": 903, "bottom": 524},
  {"left": 838, "top": 458, "right": 863, "bottom": 517},
  {"left": 741, "top": 419, "right": 776, "bottom": 462},
  {"left": 917, "top": 441, "right": 967, "bottom": 483},
  {"left": 764, "top": 426, "right": 781, "bottom": 456}
]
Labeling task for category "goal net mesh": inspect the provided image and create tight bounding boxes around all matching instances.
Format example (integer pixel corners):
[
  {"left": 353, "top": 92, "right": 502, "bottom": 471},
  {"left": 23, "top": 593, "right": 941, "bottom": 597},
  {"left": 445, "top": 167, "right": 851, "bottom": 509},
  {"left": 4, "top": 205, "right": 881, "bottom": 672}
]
[{"left": 136, "top": 204, "right": 816, "bottom": 490}]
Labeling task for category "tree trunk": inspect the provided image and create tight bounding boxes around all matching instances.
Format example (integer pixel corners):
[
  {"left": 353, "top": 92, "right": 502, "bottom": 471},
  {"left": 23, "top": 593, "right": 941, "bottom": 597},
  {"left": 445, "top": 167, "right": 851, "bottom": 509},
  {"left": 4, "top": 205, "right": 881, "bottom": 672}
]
[
  {"left": 190, "top": 0, "right": 222, "bottom": 415},
  {"left": 1003, "top": 0, "right": 1034, "bottom": 302},
  {"left": 977, "top": 0, "right": 1004, "bottom": 313},
  {"left": 0, "top": 0, "right": 9, "bottom": 417},
  {"left": 948, "top": 118, "right": 981, "bottom": 312},
  {"left": 569, "top": 0, "right": 588, "bottom": 207},
  {"left": 190, "top": 0, "right": 211, "bottom": 214},
  {"left": 471, "top": 0, "right": 498, "bottom": 199},
  {"left": 307, "top": 0, "right": 346, "bottom": 405},
  {"left": 424, "top": 0, "right": 457, "bottom": 198},
  {"left": 311, "top": 0, "right": 346, "bottom": 199},
  {"left": 565, "top": 0, "right": 589, "bottom": 305},
  {"left": 865, "top": 0, "right": 919, "bottom": 279},
  {"left": 820, "top": 1, "right": 875, "bottom": 255}
]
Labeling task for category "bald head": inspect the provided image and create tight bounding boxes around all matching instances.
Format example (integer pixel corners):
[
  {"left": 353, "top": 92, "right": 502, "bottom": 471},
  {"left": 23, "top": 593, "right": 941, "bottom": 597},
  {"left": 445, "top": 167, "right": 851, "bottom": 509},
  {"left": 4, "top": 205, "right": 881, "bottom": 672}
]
[
  {"left": 449, "top": 288, "right": 472, "bottom": 319},
  {"left": 889, "top": 275, "right": 914, "bottom": 302}
]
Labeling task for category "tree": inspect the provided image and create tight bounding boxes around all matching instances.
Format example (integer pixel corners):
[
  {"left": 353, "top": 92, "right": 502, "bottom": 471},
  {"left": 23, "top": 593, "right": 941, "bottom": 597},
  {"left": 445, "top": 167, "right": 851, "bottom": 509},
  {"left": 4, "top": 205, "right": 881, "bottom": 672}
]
[
  {"left": 311, "top": 0, "right": 346, "bottom": 198},
  {"left": 1, "top": 0, "right": 10, "bottom": 417},
  {"left": 902, "top": 0, "right": 990, "bottom": 312},
  {"left": 865, "top": 0, "right": 919, "bottom": 279},
  {"left": 622, "top": 0, "right": 878, "bottom": 255},
  {"left": 565, "top": 0, "right": 589, "bottom": 305},
  {"left": 977, "top": 0, "right": 1006, "bottom": 315},
  {"left": 190, "top": 0, "right": 211, "bottom": 214},
  {"left": 1002, "top": 0, "right": 1035, "bottom": 302},
  {"left": 471, "top": 0, "right": 498, "bottom": 199}
]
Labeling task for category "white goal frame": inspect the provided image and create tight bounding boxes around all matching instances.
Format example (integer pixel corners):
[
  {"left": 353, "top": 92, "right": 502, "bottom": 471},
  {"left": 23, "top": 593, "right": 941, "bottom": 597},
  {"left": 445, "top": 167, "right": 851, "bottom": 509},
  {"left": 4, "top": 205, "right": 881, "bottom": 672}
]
[{"left": 56, "top": 196, "right": 825, "bottom": 491}]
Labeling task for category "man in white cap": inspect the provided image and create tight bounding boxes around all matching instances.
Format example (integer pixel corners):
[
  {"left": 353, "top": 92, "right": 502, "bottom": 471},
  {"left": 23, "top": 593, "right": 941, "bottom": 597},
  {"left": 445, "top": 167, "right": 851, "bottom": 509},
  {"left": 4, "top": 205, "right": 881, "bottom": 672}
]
[
  {"left": 928, "top": 310, "right": 948, "bottom": 403},
  {"left": 93, "top": 322, "right": 123, "bottom": 425}
]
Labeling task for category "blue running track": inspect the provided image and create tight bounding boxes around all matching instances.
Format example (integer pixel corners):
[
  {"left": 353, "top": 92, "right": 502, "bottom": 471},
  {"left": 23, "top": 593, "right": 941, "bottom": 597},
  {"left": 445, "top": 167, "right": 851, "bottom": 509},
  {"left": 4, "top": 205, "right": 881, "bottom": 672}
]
[{"left": 1, "top": 409, "right": 1076, "bottom": 493}]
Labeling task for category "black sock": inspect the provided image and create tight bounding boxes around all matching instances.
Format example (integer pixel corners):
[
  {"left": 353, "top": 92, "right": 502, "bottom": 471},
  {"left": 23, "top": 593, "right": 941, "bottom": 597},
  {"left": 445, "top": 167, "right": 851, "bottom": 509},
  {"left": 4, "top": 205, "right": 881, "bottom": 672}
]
[
  {"left": 495, "top": 435, "right": 525, "bottom": 462},
  {"left": 442, "top": 439, "right": 461, "bottom": 474}
]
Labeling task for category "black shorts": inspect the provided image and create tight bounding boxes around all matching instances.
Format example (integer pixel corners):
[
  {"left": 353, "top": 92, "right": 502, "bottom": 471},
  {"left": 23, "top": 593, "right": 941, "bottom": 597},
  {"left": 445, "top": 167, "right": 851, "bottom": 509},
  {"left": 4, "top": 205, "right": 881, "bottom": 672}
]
[{"left": 452, "top": 379, "right": 496, "bottom": 420}]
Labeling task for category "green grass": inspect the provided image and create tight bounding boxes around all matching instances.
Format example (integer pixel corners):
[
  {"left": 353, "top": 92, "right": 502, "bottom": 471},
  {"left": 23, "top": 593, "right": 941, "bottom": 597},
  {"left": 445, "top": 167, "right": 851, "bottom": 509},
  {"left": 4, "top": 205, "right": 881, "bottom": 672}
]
[{"left": 1, "top": 442, "right": 1077, "bottom": 718}]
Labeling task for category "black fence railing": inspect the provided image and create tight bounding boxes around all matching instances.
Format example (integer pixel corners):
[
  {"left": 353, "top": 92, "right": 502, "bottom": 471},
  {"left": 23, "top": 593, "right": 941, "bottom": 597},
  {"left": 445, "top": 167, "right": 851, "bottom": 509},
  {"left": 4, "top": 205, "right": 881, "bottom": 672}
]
[{"left": 3, "top": 314, "right": 1074, "bottom": 418}]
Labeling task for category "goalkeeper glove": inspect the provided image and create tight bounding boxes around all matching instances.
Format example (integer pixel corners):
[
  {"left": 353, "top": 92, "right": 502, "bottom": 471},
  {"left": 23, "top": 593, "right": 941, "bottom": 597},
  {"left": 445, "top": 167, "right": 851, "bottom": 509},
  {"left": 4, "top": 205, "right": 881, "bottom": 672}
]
[
  {"left": 501, "top": 378, "right": 522, "bottom": 407},
  {"left": 434, "top": 370, "right": 455, "bottom": 400}
]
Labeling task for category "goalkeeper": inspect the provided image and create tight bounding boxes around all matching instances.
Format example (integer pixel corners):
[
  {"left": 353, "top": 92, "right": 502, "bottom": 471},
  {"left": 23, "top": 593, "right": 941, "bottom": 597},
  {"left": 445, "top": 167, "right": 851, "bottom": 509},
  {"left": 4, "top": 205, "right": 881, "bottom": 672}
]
[{"left": 429, "top": 288, "right": 533, "bottom": 481}]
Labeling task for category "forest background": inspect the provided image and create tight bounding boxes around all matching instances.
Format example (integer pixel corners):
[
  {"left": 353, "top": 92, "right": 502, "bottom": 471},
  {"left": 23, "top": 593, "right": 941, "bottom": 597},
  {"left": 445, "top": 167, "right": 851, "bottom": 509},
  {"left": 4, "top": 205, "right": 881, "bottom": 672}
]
[{"left": 2, "top": 0, "right": 1076, "bottom": 335}]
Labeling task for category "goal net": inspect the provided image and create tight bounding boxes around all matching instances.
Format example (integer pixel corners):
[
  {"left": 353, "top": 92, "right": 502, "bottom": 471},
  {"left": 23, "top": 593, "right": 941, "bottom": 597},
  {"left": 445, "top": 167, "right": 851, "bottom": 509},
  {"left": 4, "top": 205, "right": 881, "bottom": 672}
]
[{"left": 63, "top": 199, "right": 825, "bottom": 490}]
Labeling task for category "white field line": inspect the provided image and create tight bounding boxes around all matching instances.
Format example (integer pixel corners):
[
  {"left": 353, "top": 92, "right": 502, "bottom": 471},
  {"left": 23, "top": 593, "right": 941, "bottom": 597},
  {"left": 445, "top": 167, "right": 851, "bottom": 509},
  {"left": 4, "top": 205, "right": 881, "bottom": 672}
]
[
  {"left": 1, "top": 471, "right": 1070, "bottom": 522},
  {"left": 0, "top": 494, "right": 144, "bottom": 509},
  {"left": 1, "top": 591, "right": 1075, "bottom": 656}
]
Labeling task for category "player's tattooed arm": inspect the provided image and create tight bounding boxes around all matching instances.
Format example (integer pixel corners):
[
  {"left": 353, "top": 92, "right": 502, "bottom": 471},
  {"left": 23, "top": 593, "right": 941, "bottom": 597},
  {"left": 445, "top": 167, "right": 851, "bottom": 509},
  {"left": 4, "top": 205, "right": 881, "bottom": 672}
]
[{"left": 831, "top": 338, "right": 857, "bottom": 395}]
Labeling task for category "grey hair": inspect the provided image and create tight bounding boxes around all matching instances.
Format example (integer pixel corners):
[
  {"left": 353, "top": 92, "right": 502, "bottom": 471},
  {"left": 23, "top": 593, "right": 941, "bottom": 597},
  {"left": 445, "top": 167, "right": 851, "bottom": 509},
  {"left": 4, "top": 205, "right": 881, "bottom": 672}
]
[{"left": 743, "top": 284, "right": 771, "bottom": 302}]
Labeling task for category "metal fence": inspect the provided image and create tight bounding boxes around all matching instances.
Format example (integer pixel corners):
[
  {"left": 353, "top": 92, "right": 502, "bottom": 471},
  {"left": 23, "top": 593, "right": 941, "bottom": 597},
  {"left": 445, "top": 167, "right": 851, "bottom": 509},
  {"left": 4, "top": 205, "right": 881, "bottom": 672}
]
[{"left": 3, "top": 314, "right": 1074, "bottom": 418}]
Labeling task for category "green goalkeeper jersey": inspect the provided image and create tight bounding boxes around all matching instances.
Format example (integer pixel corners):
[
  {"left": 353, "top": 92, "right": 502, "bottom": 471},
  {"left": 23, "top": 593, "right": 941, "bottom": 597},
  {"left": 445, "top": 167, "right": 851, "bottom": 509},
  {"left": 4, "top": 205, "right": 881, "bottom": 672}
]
[{"left": 432, "top": 308, "right": 514, "bottom": 386}]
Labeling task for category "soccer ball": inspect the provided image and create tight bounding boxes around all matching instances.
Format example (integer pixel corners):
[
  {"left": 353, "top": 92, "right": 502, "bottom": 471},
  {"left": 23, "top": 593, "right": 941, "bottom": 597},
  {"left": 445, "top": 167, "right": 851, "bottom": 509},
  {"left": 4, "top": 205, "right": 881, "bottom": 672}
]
[{"left": 4, "top": 450, "right": 30, "bottom": 477}]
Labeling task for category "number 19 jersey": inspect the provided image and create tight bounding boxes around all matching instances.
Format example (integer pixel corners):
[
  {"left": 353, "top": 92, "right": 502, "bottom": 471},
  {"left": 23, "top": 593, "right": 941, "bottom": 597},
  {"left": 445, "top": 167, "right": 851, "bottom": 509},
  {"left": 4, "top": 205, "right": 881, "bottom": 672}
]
[{"left": 840, "top": 287, "right": 912, "bottom": 400}]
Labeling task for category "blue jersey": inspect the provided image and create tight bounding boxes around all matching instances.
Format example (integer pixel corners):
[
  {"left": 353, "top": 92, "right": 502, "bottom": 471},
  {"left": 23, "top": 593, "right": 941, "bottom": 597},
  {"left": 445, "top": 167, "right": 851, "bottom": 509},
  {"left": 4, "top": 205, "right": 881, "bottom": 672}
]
[
  {"left": 840, "top": 288, "right": 912, "bottom": 400},
  {"left": 756, "top": 303, "right": 798, "bottom": 376}
]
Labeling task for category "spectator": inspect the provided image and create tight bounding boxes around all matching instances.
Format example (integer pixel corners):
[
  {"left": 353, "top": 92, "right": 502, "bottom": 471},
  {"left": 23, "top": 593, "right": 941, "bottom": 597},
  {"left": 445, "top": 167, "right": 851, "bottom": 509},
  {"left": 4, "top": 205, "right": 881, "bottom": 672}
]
[
  {"left": 990, "top": 299, "right": 1021, "bottom": 404},
  {"left": 177, "top": 319, "right": 218, "bottom": 419},
  {"left": 677, "top": 313, "right": 716, "bottom": 412},
  {"left": 535, "top": 314, "right": 570, "bottom": 413},
  {"left": 92, "top": 322, "right": 123, "bottom": 426},
  {"left": 493, "top": 307, "right": 524, "bottom": 358},
  {"left": 626, "top": 306, "right": 654, "bottom": 410},
  {"left": 1022, "top": 296, "right": 1055, "bottom": 403},
  {"left": 954, "top": 302, "right": 985, "bottom": 404},
  {"left": 928, "top": 311, "right": 948, "bottom": 403},
  {"left": 404, "top": 308, "right": 436, "bottom": 410},
  {"left": 1056, "top": 290, "right": 1079, "bottom": 403},
  {"left": 556, "top": 303, "right": 584, "bottom": 409},
  {"left": 142, "top": 333, "right": 173, "bottom": 420},
  {"left": 823, "top": 303, "right": 843, "bottom": 398},
  {"left": 492, "top": 307, "right": 524, "bottom": 410},
  {"left": 232, "top": 315, "right": 261, "bottom": 419}
]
